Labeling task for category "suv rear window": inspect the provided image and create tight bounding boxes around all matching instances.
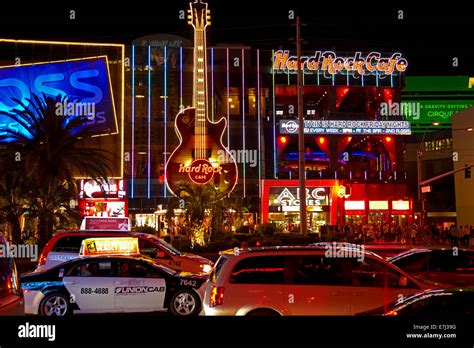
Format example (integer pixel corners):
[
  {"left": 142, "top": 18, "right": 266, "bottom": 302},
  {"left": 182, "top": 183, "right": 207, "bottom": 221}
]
[
  {"left": 230, "top": 256, "right": 284, "bottom": 284},
  {"left": 51, "top": 236, "right": 87, "bottom": 252},
  {"left": 212, "top": 255, "right": 229, "bottom": 282}
]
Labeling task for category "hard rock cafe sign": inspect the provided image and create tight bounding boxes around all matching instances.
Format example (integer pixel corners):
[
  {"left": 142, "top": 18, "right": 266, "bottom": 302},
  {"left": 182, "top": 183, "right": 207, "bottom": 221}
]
[{"left": 178, "top": 159, "right": 224, "bottom": 185}]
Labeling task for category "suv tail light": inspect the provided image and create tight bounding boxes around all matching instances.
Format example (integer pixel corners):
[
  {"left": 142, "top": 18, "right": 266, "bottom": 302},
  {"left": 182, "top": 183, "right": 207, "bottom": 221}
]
[
  {"left": 209, "top": 286, "right": 225, "bottom": 307},
  {"left": 38, "top": 251, "right": 47, "bottom": 266}
]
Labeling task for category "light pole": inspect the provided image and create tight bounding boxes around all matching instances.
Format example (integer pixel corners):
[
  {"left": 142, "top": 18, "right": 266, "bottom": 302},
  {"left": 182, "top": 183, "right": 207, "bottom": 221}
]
[{"left": 296, "top": 16, "right": 307, "bottom": 236}]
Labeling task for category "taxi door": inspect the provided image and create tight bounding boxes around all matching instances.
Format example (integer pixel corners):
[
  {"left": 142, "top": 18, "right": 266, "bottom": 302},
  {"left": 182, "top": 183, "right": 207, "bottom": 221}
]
[
  {"left": 113, "top": 260, "right": 167, "bottom": 311},
  {"left": 62, "top": 260, "right": 115, "bottom": 312}
]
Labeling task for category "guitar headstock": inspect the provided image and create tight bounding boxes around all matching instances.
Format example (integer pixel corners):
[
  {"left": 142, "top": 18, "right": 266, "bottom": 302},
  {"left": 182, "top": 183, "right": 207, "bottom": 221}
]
[{"left": 187, "top": 0, "right": 211, "bottom": 30}]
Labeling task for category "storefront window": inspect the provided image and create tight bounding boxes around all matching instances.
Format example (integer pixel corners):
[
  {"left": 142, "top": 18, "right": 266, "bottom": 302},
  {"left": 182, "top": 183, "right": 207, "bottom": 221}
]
[{"left": 345, "top": 215, "right": 363, "bottom": 225}]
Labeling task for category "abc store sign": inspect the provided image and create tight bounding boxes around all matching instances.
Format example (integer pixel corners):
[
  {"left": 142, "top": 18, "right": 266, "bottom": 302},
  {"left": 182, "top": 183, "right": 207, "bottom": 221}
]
[{"left": 272, "top": 187, "right": 330, "bottom": 207}]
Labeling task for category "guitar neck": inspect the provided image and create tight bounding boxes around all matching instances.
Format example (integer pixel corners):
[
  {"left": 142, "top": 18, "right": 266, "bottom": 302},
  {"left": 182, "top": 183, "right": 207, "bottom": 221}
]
[{"left": 194, "top": 29, "right": 208, "bottom": 127}]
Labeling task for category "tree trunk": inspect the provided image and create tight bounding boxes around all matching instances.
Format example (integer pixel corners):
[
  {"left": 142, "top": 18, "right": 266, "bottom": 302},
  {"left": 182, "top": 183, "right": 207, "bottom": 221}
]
[
  {"left": 37, "top": 215, "right": 50, "bottom": 251},
  {"left": 7, "top": 213, "right": 22, "bottom": 244}
]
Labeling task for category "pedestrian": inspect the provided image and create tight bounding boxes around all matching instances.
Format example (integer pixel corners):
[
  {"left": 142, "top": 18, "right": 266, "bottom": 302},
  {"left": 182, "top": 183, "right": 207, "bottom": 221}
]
[
  {"left": 462, "top": 225, "right": 470, "bottom": 247},
  {"left": 449, "top": 224, "right": 459, "bottom": 247},
  {"left": 410, "top": 225, "right": 417, "bottom": 246}
]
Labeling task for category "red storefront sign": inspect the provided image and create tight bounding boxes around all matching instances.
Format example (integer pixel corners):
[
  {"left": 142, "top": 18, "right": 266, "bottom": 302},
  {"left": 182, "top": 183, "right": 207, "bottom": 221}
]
[{"left": 84, "top": 217, "right": 130, "bottom": 231}]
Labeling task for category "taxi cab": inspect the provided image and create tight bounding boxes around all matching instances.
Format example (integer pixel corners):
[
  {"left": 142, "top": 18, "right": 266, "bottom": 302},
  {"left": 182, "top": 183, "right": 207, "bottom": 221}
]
[
  {"left": 21, "top": 237, "right": 207, "bottom": 316},
  {"left": 36, "top": 231, "right": 213, "bottom": 274}
]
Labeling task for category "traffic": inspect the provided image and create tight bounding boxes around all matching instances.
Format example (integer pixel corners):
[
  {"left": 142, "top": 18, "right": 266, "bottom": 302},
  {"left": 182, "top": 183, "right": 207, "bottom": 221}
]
[{"left": 1, "top": 225, "right": 473, "bottom": 317}]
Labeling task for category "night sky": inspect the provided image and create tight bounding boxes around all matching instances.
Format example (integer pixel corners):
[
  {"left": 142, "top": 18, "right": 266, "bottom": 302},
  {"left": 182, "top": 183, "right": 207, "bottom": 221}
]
[{"left": 0, "top": 2, "right": 472, "bottom": 75}]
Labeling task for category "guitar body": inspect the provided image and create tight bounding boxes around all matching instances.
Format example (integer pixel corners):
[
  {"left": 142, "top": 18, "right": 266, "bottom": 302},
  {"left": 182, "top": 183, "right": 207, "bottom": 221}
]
[{"left": 166, "top": 107, "right": 238, "bottom": 198}]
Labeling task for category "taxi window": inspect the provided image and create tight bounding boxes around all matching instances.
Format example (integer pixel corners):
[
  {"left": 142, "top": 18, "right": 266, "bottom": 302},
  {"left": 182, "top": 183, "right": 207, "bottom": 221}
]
[
  {"left": 138, "top": 239, "right": 165, "bottom": 258},
  {"left": 68, "top": 261, "right": 113, "bottom": 277},
  {"left": 117, "top": 261, "right": 162, "bottom": 278},
  {"left": 52, "top": 236, "right": 86, "bottom": 252}
]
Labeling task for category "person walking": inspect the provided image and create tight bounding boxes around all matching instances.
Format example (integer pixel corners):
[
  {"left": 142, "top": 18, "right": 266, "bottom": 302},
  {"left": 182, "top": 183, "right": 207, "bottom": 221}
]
[
  {"left": 462, "top": 225, "right": 470, "bottom": 247},
  {"left": 410, "top": 225, "right": 417, "bottom": 246},
  {"left": 449, "top": 224, "right": 459, "bottom": 247},
  {"left": 403, "top": 224, "right": 411, "bottom": 246}
]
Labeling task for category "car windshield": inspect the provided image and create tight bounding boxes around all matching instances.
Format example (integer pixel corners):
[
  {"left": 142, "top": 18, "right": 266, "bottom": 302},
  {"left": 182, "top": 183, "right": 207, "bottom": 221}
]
[{"left": 145, "top": 235, "right": 181, "bottom": 257}]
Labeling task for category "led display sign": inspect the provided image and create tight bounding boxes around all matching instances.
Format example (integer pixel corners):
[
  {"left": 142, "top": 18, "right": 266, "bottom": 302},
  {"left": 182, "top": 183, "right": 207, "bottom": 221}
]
[
  {"left": 280, "top": 120, "right": 411, "bottom": 135},
  {"left": 0, "top": 57, "right": 117, "bottom": 141}
]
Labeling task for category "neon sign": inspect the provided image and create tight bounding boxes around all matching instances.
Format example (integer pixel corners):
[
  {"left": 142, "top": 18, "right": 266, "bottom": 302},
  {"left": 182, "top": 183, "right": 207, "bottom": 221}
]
[
  {"left": 272, "top": 187, "right": 330, "bottom": 207},
  {"left": 178, "top": 159, "right": 223, "bottom": 185},
  {"left": 79, "top": 179, "right": 126, "bottom": 199},
  {"left": 273, "top": 50, "right": 408, "bottom": 76},
  {"left": 0, "top": 57, "right": 117, "bottom": 142},
  {"left": 280, "top": 120, "right": 412, "bottom": 135}
]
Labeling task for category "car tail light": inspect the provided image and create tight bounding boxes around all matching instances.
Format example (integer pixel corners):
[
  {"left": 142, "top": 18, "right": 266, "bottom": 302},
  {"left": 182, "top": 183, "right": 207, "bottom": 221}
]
[
  {"left": 385, "top": 310, "right": 398, "bottom": 316},
  {"left": 6, "top": 274, "right": 12, "bottom": 290},
  {"left": 38, "top": 251, "right": 47, "bottom": 266},
  {"left": 209, "top": 286, "right": 225, "bottom": 307}
]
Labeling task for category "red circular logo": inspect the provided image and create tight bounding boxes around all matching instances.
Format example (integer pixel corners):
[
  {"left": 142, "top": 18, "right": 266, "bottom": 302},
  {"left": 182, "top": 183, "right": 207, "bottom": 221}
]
[{"left": 188, "top": 159, "right": 215, "bottom": 184}]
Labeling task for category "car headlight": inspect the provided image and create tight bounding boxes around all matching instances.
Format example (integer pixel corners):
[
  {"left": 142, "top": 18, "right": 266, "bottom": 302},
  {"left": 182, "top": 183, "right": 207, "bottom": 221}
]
[{"left": 202, "top": 264, "right": 213, "bottom": 274}]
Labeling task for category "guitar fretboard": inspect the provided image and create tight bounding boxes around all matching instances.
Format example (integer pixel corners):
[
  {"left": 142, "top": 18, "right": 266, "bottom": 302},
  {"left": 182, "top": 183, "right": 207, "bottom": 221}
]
[{"left": 193, "top": 27, "right": 208, "bottom": 159}]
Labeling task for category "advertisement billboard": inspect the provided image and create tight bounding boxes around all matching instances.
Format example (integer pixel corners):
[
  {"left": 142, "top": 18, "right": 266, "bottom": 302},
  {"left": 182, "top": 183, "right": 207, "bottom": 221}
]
[{"left": 0, "top": 56, "right": 117, "bottom": 141}]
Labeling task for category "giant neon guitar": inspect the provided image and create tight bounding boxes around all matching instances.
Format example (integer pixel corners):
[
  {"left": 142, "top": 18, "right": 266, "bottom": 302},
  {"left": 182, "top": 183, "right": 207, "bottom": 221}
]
[{"left": 166, "top": 0, "right": 238, "bottom": 198}]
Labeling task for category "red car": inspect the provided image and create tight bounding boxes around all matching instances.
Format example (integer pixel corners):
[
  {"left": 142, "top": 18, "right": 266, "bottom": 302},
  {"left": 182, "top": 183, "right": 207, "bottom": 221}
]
[{"left": 37, "top": 231, "right": 213, "bottom": 275}]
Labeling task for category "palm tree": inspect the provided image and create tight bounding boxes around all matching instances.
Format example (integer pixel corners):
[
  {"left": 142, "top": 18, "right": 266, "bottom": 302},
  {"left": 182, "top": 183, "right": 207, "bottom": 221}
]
[
  {"left": 0, "top": 93, "right": 112, "bottom": 248},
  {"left": 166, "top": 182, "right": 220, "bottom": 223},
  {"left": 0, "top": 167, "right": 29, "bottom": 243},
  {"left": 166, "top": 182, "right": 244, "bottom": 242},
  {"left": 0, "top": 94, "right": 111, "bottom": 187},
  {"left": 26, "top": 178, "right": 81, "bottom": 248}
]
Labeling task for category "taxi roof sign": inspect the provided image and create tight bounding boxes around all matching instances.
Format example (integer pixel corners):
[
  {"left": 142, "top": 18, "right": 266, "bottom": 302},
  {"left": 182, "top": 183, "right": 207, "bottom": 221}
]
[{"left": 80, "top": 237, "right": 139, "bottom": 257}]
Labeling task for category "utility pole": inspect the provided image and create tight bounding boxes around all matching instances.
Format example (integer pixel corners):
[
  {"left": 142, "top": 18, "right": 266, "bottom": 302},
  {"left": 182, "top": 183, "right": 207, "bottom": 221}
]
[
  {"left": 416, "top": 149, "right": 424, "bottom": 228},
  {"left": 296, "top": 16, "right": 307, "bottom": 236}
]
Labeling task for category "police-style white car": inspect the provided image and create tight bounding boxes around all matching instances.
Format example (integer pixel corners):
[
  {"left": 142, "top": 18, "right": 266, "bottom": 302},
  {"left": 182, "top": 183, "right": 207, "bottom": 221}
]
[{"left": 20, "top": 238, "right": 207, "bottom": 316}]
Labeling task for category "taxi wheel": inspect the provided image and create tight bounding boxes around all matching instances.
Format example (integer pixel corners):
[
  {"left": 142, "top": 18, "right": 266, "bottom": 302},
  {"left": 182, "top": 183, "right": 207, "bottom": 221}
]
[
  {"left": 169, "top": 289, "right": 201, "bottom": 316},
  {"left": 39, "top": 293, "right": 71, "bottom": 317}
]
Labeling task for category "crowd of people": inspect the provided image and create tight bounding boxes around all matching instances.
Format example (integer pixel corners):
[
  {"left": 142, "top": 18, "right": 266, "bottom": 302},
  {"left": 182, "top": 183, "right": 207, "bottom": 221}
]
[{"left": 336, "top": 222, "right": 473, "bottom": 247}]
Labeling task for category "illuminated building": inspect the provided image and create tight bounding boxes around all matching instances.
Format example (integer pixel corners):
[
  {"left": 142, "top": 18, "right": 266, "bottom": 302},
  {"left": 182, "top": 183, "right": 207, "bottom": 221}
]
[{"left": 125, "top": 36, "right": 414, "bottom": 231}]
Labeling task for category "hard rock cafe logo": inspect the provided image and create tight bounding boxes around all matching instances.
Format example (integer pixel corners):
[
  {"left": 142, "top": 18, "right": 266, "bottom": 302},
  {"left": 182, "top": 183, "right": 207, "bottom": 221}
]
[{"left": 179, "top": 159, "right": 223, "bottom": 184}]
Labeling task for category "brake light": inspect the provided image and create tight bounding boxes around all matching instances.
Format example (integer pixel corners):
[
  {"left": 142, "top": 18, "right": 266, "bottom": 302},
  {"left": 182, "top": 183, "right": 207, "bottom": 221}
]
[
  {"left": 209, "top": 286, "right": 225, "bottom": 307},
  {"left": 38, "top": 251, "right": 47, "bottom": 266},
  {"left": 385, "top": 310, "right": 398, "bottom": 316}
]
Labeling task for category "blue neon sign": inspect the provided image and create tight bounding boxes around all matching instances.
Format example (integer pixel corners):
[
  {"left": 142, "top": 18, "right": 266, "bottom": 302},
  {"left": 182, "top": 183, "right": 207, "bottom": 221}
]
[{"left": 0, "top": 57, "right": 117, "bottom": 142}]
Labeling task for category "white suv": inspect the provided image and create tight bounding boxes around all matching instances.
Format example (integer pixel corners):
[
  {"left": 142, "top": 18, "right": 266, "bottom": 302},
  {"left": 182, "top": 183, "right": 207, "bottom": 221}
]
[{"left": 203, "top": 246, "right": 431, "bottom": 316}]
